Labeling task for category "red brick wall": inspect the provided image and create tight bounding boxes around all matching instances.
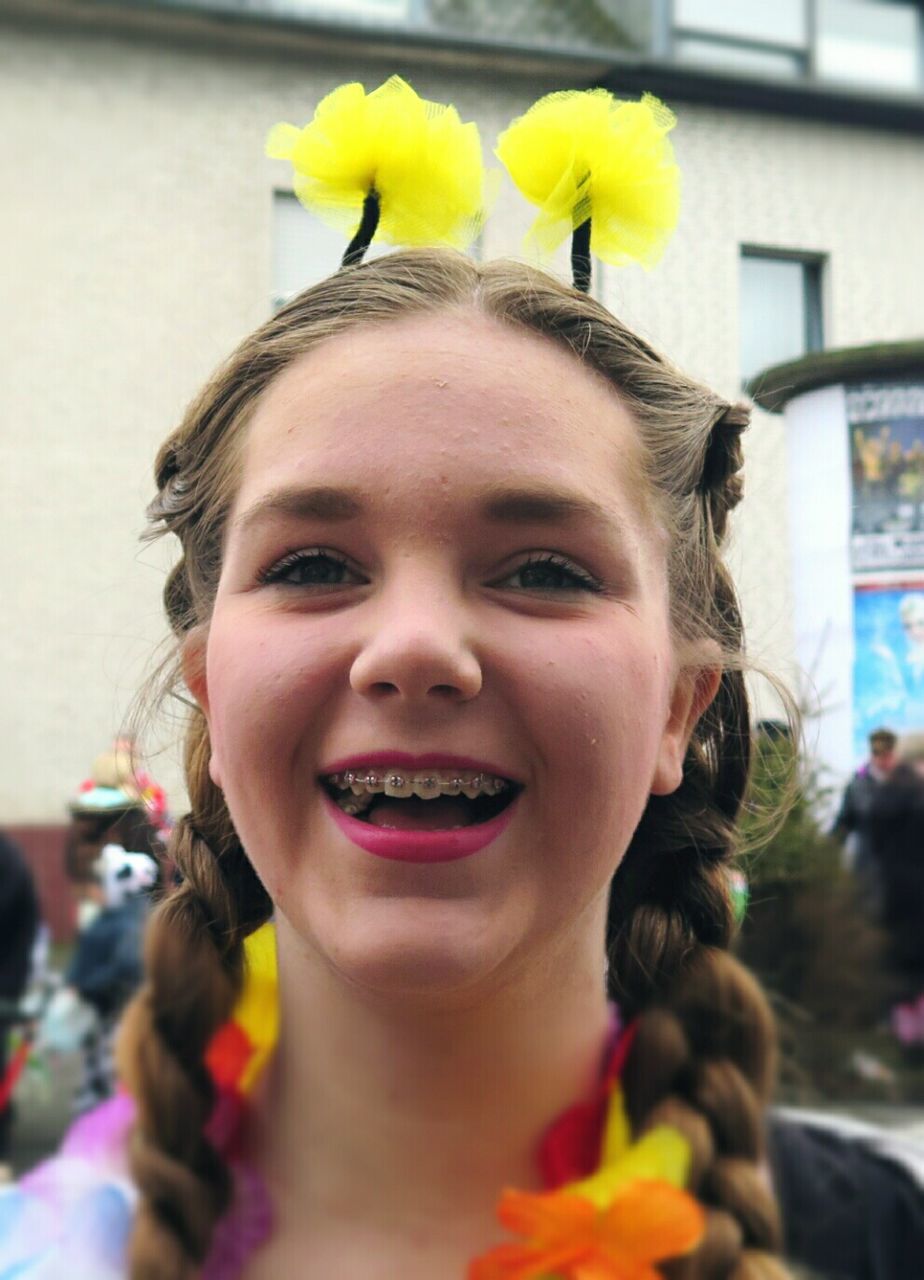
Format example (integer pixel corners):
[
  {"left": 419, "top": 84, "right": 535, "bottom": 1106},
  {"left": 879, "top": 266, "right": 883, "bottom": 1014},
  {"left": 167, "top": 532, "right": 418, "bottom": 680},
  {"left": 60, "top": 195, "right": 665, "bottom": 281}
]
[{"left": 5, "top": 825, "right": 75, "bottom": 944}]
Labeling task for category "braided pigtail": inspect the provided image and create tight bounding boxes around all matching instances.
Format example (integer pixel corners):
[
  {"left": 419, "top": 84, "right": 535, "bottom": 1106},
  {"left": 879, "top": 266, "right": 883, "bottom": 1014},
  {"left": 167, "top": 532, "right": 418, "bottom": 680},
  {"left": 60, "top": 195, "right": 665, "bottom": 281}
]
[
  {"left": 602, "top": 402, "right": 789, "bottom": 1277},
  {"left": 120, "top": 544, "right": 271, "bottom": 1274},
  {"left": 120, "top": 710, "right": 271, "bottom": 1278}
]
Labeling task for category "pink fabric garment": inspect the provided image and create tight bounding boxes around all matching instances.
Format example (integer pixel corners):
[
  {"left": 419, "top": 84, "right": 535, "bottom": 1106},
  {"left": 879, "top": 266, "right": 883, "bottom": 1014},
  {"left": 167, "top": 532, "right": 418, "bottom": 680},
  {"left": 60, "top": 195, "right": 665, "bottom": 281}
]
[{"left": 0, "top": 1092, "right": 272, "bottom": 1279}]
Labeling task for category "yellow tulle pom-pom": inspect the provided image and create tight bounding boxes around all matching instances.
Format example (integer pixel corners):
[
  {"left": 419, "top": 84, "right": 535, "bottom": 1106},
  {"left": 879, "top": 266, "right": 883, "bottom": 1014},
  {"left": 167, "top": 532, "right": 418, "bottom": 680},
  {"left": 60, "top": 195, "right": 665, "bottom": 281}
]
[
  {"left": 267, "top": 76, "right": 486, "bottom": 251},
  {"left": 496, "top": 89, "right": 680, "bottom": 269}
]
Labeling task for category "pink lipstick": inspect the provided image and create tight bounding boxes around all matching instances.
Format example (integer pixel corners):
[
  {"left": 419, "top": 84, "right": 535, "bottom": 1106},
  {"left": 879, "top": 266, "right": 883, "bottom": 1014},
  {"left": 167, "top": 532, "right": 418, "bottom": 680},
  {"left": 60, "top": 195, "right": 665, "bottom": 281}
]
[{"left": 322, "top": 791, "right": 518, "bottom": 862}]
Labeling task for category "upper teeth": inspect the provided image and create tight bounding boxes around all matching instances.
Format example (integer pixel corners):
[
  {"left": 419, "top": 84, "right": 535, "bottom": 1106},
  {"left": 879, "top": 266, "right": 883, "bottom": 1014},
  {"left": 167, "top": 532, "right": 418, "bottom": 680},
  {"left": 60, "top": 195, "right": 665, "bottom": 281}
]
[{"left": 327, "top": 769, "right": 509, "bottom": 800}]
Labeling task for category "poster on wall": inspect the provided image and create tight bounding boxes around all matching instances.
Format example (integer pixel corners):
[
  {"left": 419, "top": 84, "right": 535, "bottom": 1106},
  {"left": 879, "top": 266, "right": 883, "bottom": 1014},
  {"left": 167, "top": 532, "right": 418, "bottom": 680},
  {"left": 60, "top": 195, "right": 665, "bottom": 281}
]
[
  {"left": 848, "top": 382, "right": 924, "bottom": 572},
  {"left": 853, "top": 579, "right": 924, "bottom": 759}
]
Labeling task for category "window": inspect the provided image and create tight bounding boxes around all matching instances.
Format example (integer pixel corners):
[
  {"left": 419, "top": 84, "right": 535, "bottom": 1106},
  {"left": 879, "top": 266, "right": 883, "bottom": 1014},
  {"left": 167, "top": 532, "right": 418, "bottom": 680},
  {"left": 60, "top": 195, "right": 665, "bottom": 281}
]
[
  {"left": 426, "top": 0, "right": 651, "bottom": 52},
  {"left": 671, "top": 0, "right": 922, "bottom": 92},
  {"left": 271, "top": 190, "right": 397, "bottom": 310},
  {"left": 739, "top": 249, "right": 824, "bottom": 384},
  {"left": 273, "top": 191, "right": 338, "bottom": 310},
  {"left": 675, "top": 0, "right": 808, "bottom": 45},
  {"left": 271, "top": 191, "right": 482, "bottom": 310},
  {"left": 673, "top": 0, "right": 809, "bottom": 77},
  {"left": 263, "top": 0, "right": 411, "bottom": 21},
  {"left": 674, "top": 36, "right": 804, "bottom": 76},
  {"left": 816, "top": 0, "right": 921, "bottom": 93}
]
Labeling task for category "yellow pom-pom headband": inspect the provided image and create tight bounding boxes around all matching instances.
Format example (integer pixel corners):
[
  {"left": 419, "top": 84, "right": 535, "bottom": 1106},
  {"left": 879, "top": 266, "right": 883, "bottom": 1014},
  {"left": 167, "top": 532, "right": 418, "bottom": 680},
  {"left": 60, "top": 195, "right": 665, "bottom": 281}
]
[
  {"left": 267, "top": 79, "right": 679, "bottom": 294},
  {"left": 496, "top": 89, "right": 680, "bottom": 293},
  {"left": 267, "top": 76, "right": 487, "bottom": 268}
]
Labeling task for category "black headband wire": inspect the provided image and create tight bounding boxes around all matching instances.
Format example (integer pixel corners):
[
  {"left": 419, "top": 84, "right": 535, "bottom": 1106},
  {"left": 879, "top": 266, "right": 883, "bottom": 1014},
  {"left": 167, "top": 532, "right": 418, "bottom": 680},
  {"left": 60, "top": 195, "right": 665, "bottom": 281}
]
[
  {"left": 341, "top": 189, "right": 381, "bottom": 268},
  {"left": 571, "top": 217, "right": 592, "bottom": 294}
]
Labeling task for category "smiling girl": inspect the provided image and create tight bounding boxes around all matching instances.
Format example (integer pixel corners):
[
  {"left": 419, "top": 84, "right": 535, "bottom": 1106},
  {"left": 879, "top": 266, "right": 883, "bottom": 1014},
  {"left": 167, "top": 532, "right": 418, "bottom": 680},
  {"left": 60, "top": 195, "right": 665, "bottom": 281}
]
[
  {"left": 112, "top": 247, "right": 786, "bottom": 1279},
  {"left": 0, "top": 86, "right": 790, "bottom": 1280}
]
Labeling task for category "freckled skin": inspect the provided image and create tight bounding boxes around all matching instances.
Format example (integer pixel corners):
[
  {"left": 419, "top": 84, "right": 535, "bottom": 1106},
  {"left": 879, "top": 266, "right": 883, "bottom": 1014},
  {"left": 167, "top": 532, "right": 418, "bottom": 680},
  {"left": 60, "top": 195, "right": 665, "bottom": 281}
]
[{"left": 191, "top": 312, "right": 699, "bottom": 1001}]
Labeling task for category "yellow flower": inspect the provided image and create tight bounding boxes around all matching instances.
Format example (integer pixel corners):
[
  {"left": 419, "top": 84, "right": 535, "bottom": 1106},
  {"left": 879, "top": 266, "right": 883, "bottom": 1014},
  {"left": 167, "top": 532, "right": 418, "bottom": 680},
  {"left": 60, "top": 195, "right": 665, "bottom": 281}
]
[
  {"left": 495, "top": 90, "right": 680, "bottom": 269},
  {"left": 267, "top": 76, "right": 486, "bottom": 251}
]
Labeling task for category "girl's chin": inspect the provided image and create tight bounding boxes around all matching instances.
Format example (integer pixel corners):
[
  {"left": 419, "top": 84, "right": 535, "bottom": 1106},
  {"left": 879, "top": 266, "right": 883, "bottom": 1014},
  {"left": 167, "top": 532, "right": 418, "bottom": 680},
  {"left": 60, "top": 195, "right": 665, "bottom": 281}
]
[{"left": 304, "top": 904, "right": 524, "bottom": 1003}]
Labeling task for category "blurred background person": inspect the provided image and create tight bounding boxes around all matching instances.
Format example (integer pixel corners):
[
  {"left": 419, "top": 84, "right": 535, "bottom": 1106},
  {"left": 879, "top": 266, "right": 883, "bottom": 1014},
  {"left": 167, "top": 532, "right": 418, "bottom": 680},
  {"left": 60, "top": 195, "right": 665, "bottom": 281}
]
[
  {"left": 64, "top": 844, "right": 158, "bottom": 1114},
  {"left": 832, "top": 726, "right": 898, "bottom": 913},
  {"left": 64, "top": 738, "right": 169, "bottom": 931},
  {"left": 867, "top": 733, "right": 924, "bottom": 1051},
  {"left": 55, "top": 742, "right": 169, "bottom": 1113},
  {"left": 0, "top": 831, "right": 40, "bottom": 1175}
]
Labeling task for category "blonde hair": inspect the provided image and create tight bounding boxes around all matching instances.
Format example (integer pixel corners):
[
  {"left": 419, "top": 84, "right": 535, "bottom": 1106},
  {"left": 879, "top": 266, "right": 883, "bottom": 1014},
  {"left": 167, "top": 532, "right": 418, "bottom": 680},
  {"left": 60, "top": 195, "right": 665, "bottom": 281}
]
[{"left": 120, "top": 249, "right": 788, "bottom": 1278}]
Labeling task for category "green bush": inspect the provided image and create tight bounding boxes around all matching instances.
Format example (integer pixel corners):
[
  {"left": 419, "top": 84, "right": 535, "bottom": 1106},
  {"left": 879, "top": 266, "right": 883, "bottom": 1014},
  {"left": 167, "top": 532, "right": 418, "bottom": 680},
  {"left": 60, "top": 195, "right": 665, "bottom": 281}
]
[
  {"left": 738, "top": 726, "right": 841, "bottom": 887},
  {"left": 734, "top": 728, "right": 898, "bottom": 1101}
]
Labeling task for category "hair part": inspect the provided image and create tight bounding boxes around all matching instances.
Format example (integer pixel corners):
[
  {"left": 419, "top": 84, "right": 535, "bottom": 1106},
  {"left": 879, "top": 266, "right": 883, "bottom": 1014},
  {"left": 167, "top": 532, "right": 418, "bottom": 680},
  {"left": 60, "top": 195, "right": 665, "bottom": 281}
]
[{"left": 122, "top": 248, "right": 790, "bottom": 1278}]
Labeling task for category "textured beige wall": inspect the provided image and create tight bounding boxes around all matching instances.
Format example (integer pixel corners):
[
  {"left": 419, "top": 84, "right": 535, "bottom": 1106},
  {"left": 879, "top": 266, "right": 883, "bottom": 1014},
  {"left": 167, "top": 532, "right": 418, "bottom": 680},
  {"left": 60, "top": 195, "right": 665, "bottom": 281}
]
[{"left": 2, "top": 16, "right": 923, "bottom": 819}]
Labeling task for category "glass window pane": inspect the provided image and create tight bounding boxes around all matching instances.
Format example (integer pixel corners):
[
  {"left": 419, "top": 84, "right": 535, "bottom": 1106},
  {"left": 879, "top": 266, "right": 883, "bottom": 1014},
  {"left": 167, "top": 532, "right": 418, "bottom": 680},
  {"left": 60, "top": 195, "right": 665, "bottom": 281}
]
[
  {"left": 426, "top": 0, "right": 651, "bottom": 51},
  {"left": 262, "top": 0, "right": 411, "bottom": 22},
  {"left": 740, "top": 255, "right": 812, "bottom": 382},
  {"left": 272, "top": 192, "right": 344, "bottom": 309},
  {"left": 271, "top": 191, "right": 481, "bottom": 310},
  {"left": 272, "top": 193, "right": 393, "bottom": 309},
  {"left": 817, "top": 0, "right": 920, "bottom": 92},
  {"left": 675, "top": 0, "right": 807, "bottom": 47},
  {"left": 675, "top": 36, "right": 803, "bottom": 76}
]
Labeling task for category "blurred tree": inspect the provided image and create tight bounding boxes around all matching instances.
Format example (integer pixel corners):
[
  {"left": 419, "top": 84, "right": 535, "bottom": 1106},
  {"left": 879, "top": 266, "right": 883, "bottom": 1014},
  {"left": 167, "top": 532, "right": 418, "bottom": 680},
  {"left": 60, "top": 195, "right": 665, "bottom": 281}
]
[{"left": 735, "top": 725, "right": 898, "bottom": 1102}]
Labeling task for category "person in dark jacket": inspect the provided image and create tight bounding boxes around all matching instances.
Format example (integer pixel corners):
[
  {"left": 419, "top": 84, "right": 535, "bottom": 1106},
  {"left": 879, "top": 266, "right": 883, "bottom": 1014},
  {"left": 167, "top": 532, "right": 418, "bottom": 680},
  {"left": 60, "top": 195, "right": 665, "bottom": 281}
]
[
  {"left": 831, "top": 727, "right": 898, "bottom": 914},
  {"left": 65, "top": 844, "right": 157, "bottom": 1113},
  {"left": 0, "top": 832, "right": 40, "bottom": 1161},
  {"left": 865, "top": 733, "right": 924, "bottom": 1048},
  {"left": 769, "top": 1110, "right": 924, "bottom": 1279}
]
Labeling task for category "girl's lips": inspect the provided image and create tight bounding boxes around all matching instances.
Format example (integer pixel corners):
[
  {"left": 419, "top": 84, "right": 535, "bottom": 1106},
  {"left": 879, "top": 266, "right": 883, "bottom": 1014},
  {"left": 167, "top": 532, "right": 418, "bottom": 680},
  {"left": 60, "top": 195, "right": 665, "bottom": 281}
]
[{"left": 321, "top": 790, "right": 519, "bottom": 863}]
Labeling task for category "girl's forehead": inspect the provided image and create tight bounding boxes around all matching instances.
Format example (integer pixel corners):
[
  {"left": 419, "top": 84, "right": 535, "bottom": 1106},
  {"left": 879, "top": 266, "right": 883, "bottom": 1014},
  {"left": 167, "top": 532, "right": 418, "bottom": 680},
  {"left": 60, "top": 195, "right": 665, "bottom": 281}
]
[{"left": 240, "top": 311, "right": 648, "bottom": 501}]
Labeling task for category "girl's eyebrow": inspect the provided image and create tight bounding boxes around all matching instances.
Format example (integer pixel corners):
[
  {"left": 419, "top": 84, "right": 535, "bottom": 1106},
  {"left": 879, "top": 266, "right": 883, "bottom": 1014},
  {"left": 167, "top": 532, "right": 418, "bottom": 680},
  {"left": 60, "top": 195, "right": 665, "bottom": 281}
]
[
  {"left": 480, "top": 487, "right": 612, "bottom": 527},
  {"left": 236, "top": 486, "right": 364, "bottom": 533},
  {"left": 235, "top": 484, "right": 614, "bottom": 534}
]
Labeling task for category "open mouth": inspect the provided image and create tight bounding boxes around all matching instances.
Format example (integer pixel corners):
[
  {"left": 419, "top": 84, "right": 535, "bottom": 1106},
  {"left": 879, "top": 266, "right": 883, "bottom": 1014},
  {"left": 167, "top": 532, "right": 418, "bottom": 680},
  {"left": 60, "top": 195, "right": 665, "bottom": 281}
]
[{"left": 320, "top": 768, "right": 521, "bottom": 831}]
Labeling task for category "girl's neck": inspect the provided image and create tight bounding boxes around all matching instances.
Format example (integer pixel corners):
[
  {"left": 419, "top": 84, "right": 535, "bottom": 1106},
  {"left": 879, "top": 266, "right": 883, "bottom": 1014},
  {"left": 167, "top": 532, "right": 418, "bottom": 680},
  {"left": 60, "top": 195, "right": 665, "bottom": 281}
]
[{"left": 248, "top": 916, "right": 613, "bottom": 1236}]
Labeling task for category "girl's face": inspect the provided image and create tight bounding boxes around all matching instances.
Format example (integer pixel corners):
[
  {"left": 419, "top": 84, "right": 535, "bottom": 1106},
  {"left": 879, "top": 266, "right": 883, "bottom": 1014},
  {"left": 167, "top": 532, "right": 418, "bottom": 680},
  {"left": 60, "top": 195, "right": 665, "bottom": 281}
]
[{"left": 189, "top": 311, "right": 707, "bottom": 999}]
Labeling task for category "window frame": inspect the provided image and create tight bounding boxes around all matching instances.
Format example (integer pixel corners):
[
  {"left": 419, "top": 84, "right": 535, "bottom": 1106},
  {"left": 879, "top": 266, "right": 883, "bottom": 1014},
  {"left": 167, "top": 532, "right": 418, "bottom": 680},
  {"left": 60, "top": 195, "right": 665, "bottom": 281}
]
[{"left": 739, "top": 245, "right": 826, "bottom": 386}]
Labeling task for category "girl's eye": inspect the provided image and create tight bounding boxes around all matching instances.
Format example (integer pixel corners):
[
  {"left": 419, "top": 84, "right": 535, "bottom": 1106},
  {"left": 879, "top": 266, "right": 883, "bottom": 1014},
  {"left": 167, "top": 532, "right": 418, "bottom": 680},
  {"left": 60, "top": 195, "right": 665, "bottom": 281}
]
[
  {"left": 496, "top": 554, "right": 603, "bottom": 595},
  {"left": 259, "top": 549, "right": 364, "bottom": 589}
]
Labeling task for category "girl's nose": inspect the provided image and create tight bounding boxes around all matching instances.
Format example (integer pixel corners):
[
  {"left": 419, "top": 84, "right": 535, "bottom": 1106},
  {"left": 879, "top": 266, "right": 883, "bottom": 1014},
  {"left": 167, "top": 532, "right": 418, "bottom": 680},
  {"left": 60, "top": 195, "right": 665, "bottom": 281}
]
[{"left": 349, "top": 594, "right": 483, "bottom": 705}]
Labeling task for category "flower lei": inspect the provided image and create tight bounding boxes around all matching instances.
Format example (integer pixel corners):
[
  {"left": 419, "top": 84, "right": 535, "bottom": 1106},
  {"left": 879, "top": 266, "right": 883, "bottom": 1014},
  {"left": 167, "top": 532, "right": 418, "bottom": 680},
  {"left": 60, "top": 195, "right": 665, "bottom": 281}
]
[{"left": 205, "top": 926, "right": 704, "bottom": 1278}]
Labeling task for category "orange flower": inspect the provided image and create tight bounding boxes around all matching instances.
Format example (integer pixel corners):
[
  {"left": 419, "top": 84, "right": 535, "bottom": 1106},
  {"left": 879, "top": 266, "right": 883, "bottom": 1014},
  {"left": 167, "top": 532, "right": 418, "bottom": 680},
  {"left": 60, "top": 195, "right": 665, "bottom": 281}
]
[
  {"left": 469, "top": 1085, "right": 704, "bottom": 1280},
  {"left": 469, "top": 1181, "right": 704, "bottom": 1280}
]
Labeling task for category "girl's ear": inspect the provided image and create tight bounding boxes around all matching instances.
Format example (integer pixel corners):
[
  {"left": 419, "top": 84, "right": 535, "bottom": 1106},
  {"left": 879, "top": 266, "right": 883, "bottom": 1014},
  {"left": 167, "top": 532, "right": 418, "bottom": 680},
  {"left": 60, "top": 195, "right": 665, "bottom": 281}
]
[
  {"left": 181, "top": 626, "right": 209, "bottom": 713},
  {"left": 650, "top": 661, "right": 722, "bottom": 797},
  {"left": 181, "top": 627, "right": 223, "bottom": 789}
]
